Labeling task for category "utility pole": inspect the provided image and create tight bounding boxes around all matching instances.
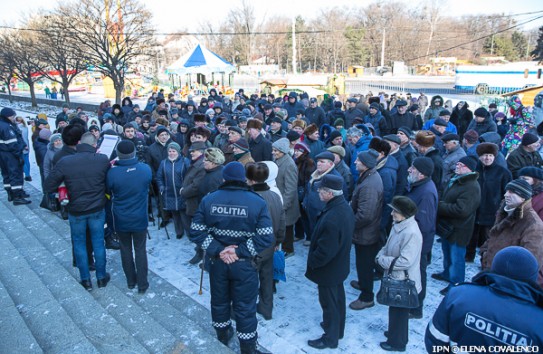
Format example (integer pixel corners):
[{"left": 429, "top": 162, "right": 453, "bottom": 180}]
[{"left": 292, "top": 18, "right": 297, "bottom": 75}]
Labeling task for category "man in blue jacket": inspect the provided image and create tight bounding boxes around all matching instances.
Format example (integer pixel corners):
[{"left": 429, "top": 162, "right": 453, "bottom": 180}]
[
  {"left": 190, "top": 162, "right": 274, "bottom": 354},
  {"left": 406, "top": 157, "right": 438, "bottom": 319},
  {"left": 106, "top": 141, "right": 152, "bottom": 294},
  {"left": 425, "top": 246, "right": 543, "bottom": 351}
]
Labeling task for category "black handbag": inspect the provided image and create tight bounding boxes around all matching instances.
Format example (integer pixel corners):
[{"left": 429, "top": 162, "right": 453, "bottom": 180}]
[{"left": 376, "top": 257, "right": 420, "bottom": 309}]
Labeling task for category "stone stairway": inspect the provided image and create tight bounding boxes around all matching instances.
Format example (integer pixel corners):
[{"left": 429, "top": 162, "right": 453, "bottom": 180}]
[{"left": 0, "top": 184, "right": 236, "bottom": 354}]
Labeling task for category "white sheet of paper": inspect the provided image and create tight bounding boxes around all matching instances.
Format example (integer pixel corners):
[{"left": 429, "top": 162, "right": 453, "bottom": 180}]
[{"left": 98, "top": 134, "right": 119, "bottom": 159}]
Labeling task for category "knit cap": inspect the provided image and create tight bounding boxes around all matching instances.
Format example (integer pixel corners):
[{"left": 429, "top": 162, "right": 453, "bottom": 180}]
[
  {"left": 272, "top": 138, "right": 290, "bottom": 155},
  {"left": 116, "top": 140, "right": 136, "bottom": 159},
  {"left": 491, "top": 246, "right": 539, "bottom": 283},
  {"left": 357, "top": 149, "right": 379, "bottom": 169},
  {"left": 223, "top": 161, "right": 246, "bottom": 182},
  {"left": 39, "top": 128, "right": 52, "bottom": 140},
  {"left": 505, "top": 179, "right": 533, "bottom": 200}
]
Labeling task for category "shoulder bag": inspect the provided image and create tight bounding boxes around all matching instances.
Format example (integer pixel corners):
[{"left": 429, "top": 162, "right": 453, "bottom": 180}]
[{"left": 376, "top": 257, "right": 420, "bottom": 309}]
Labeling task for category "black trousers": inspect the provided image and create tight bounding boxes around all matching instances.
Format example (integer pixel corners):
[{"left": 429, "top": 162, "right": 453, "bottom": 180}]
[
  {"left": 466, "top": 224, "right": 490, "bottom": 260},
  {"left": 387, "top": 306, "right": 409, "bottom": 348},
  {"left": 411, "top": 251, "right": 430, "bottom": 316},
  {"left": 318, "top": 283, "right": 346, "bottom": 346},
  {"left": 257, "top": 248, "right": 274, "bottom": 318},
  {"left": 118, "top": 231, "right": 149, "bottom": 290},
  {"left": 282, "top": 225, "right": 295, "bottom": 254},
  {"left": 355, "top": 243, "right": 380, "bottom": 302}
]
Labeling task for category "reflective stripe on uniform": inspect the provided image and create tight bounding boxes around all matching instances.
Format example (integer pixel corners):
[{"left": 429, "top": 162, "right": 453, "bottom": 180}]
[{"left": 429, "top": 321, "right": 450, "bottom": 343}]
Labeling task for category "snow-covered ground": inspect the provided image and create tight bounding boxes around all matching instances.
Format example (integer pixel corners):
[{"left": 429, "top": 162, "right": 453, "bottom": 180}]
[{"left": 2, "top": 98, "right": 484, "bottom": 353}]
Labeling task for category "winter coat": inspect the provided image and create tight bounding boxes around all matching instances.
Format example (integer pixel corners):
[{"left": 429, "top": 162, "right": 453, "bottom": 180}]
[
  {"left": 423, "top": 95, "right": 446, "bottom": 121},
  {"left": 363, "top": 111, "right": 387, "bottom": 137},
  {"left": 189, "top": 181, "right": 274, "bottom": 258},
  {"left": 199, "top": 165, "right": 224, "bottom": 198},
  {"left": 351, "top": 168, "right": 383, "bottom": 246},
  {"left": 45, "top": 144, "right": 110, "bottom": 216},
  {"left": 376, "top": 216, "right": 423, "bottom": 293},
  {"left": 275, "top": 154, "right": 300, "bottom": 226},
  {"left": 407, "top": 178, "right": 438, "bottom": 254},
  {"left": 318, "top": 124, "right": 334, "bottom": 146},
  {"left": 235, "top": 151, "right": 255, "bottom": 166},
  {"left": 377, "top": 155, "right": 398, "bottom": 230},
  {"left": 335, "top": 159, "right": 354, "bottom": 200},
  {"left": 387, "top": 112, "right": 418, "bottom": 135},
  {"left": 425, "top": 148, "right": 445, "bottom": 195},
  {"left": 437, "top": 172, "right": 481, "bottom": 246},
  {"left": 391, "top": 149, "right": 408, "bottom": 196},
  {"left": 156, "top": 157, "right": 186, "bottom": 211},
  {"left": 0, "top": 116, "right": 26, "bottom": 155},
  {"left": 305, "top": 106, "right": 327, "bottom": 127},
  {"left": 51, "top": 145, "right": 76, "bottom": 167},
  {"left": 467, "top": 116, "right": 497, "bottom": 136},
  {"left": 400, "top": 143, "right": 418, "bottom": 167},
  {"left": 506, "top": 146, "right": 543, "bottom": 179},
  {"left": 425, "top": 272, "right": 543, "bottom": 351},
  {"left": 481, "top": 200, "right": 543, "bottom": 284},
  {"left": 147, "top": 138, "right": 172, "bottom": 173},
  {"left": 344, "top": 107, "right": 363, "bottom": 128},
  {"left": 249, "top": 134, "right": 272, "bottom": 162},
  {"left": 181, "top": 156, "right": 206, "bottom": 216},
  {"left": 107, "top": 157, "right": 152, "bottom": 232},
  {"left": 252, "top": 183, "right": 286, "bottom": 246},
  {"left": 442, "top": 146, "right": 466, "bottom": 184},
  {"left": 305, "top": 196, "right": 354, "bottom": 287},
  {"left": 475, "top": 162, "right": 512, "bottom": 226},
  {"left": 533, "top": 185, "right": 543, "bottom": 221},
  {"left": 349, "top": 134, "right": 372, "bottom": 183},
  {"left": 450, "top": 104, "right": 473, "bottom": 140},
  {"left": 422, "top": 119, "right": 458, "bottom": 134},
  {"left": 303, "top": 167, "right": 345, "bottom": 233},
  {"left": 282, "top": 101, "right": 305, "bottom": 119},
  {"left": 33, "top": 137, "right": 49, "bottom": 167},
  {"left": 43, "top": 143, "right": 62, "bottom": 180},
  {"left": 304, "top": 136, "right": 326, "bottom": 160}
]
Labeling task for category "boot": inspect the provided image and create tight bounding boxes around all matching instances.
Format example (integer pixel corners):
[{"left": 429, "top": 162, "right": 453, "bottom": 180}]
[
  {"left": 239, "top": 341, "right": 263, "bottom": 354},
  {"left": 5, "top": 188, "right": 12, "bottom": 202},
  {"left": 105, "top": 234, "right": 120, "bottom": 250},
  {"left": 12, "top": 190, "right": 31, "bottom": 205},
  {"left": 216, "top": 326, "right": 234, "bottom": 346},
  {"left": 189, "top": 248, "right": 203, "bottom": 265}
]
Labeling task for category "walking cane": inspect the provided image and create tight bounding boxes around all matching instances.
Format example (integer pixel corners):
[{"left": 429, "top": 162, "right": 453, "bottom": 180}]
[{"left": 198, "top": 251, "right": 205, "bottom": 295}]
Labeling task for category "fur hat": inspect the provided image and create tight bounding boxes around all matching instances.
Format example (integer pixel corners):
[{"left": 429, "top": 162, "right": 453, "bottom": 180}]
[
  {"left": 304, "top": 123, "right": 318, "bottom": 136},
  {"left": 327, "top": 145, "right": 345, "bottom": 158},
  {"left": 492, "top": 246, "right": 539, "bottom": 283},
  {"left": 388, "top": 196, "right": 418, "bottom": 218},
  {"left": 272, "top": 138, "right": 290, "bottom": 154},
  {"left": 412, "top": 157, "right": 434, "bottom": 177},
  {"left": 518, "top": 166, "right": 543, "bottom": 181},
  {"left": 474, "top": 107, "right": 489, "bottom": 118},
  {"left": 194, "top": 126, "right": 211, "bottom": 139},
  {"left": 246, "top": 119, "right": 263, "bottom": 131},
  {"left": 476, "top": 142, "right": 498, "bottom": 157},
  {"left": 117, "top": 140, "right": 136, "bottom": 159},
  {"left": 292, "top": 119, "right": 307, "bottom": 130},
  {"left": 505, "top": 179, "right": 533, "bottom": 200},
  {"left": 415, "top": 130, "right": 435, "bottom": 148},
  {"left": 223, "top": 161, "right": 246, "bottom": 182},
  {"left": 205, "top": 148, "right": 225, "bottom": 165}
]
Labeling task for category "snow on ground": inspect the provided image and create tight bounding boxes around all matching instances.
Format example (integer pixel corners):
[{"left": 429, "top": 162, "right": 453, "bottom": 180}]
[{"left": 3, "top": 97, "right": 484, "bottom": 353}]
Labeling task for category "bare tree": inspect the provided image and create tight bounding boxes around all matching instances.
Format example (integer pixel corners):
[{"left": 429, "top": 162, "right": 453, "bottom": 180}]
[
  {"left": 0, "top": 28, "right": 45, "bottom": 107},
  {"left": 31, "top": 14, "right": 87, "bottom": 103},
  {"left": 0, "top": 45, "right": 17, "bottom": 103},
  {"left": 56, "top": 0, "right": 155, "bottom": 103}
]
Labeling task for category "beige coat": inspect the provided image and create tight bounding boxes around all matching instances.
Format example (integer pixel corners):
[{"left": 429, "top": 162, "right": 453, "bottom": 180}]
[{"left": 376, "top": 216, "right": 423, "bottom": 293}]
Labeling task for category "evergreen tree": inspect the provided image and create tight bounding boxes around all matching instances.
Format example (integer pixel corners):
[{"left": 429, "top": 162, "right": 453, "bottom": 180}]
[{"left": 531, "top": 26, "right": 543, "bottom": 62}]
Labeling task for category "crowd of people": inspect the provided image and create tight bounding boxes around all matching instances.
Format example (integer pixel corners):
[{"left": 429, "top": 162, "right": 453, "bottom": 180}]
[{"left": 1, "top": 87, "right": 543, "bottom": 353}]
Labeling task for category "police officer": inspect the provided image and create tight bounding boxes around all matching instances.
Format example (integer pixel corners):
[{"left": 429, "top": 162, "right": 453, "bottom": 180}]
[
  {"left": 0, "top": 107, "right": 31, "bottom": 205},
  {"left": 190, "top": 161, "right": 274, "bottom": 354},
  {"left": 425, "top": 246, "right": 543, "bottom": 351}
]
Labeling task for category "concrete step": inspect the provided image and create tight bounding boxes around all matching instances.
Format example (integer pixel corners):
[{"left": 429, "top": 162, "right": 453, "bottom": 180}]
[
  {"left": 0, "top": 237, "right": 42, "bottom": 354},
  {"left": 0, "top": 229, "right": 99, "bottom": 354},
  {"left": 2, "top": 185, "right": 234, "bottom": 353}
]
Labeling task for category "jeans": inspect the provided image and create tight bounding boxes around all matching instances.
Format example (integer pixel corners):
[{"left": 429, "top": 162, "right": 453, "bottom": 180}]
[
  {"left": 68, "top": 209, "right": 107, "bottom": 281},
  {"left": 118, "top": 231, "right": 148, "bottom": 290},
  {"left": 441, "top": 239, "right": 466, "bottom": 286},
  {"left": 23, "top": 153, "right": 30, "bottom": 177}
]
